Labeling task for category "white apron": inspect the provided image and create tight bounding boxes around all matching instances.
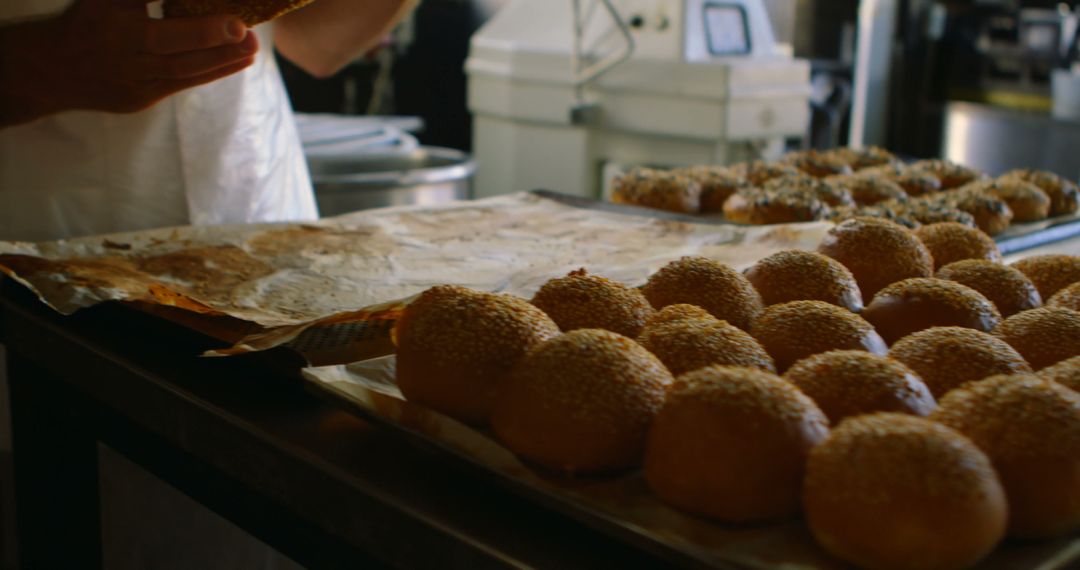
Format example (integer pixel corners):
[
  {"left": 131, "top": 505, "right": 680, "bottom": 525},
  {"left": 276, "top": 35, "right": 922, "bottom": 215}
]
[{"left": 0, "top": 0, "right": 318, "bottom": 242}]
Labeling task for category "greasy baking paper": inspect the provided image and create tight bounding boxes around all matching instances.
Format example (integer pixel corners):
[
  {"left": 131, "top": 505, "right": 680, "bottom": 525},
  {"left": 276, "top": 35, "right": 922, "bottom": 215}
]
[{"left": 0, "top": 192, "right": 832, "bottom": 362}]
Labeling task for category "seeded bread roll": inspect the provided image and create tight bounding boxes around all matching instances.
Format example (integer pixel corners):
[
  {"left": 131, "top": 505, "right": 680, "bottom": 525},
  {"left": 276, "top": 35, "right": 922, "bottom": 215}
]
[
  {"left": 859, "top": 164, "right": 943, "bottom": 197},
  {"left": 926, "top": 189, "right": 1014, "bottom": 236},
  {"left": 395, "top": 286, "right": 560, "bottom": 424},
  {"left": 931, "top": 375, "right": 1080, "bottom": 538},
  {"left": 744, "top": 250, "right": 863, "bottom": 312},
  {"left": 642, "top": 256, "right": 764, "bottom": 331},
  {"left": 832, "top": 175, "right": 909, "bottom": 206},
  {"left": 730, "top": 161, "right": 801, "bottom": 186},
  {"left": 937, "top": 259, "right": 1042, "bottom": 317},
  {"left": 993, "top": 307, "right": 1080, "bottom": 370},
  {"left": 491, "top": 329, "right": 672, "bottom": 473},
  {"left": 645, "top": 366, "right": 829, "bottom": 523},
  {"left": 982, "top": 178, "right": 1051, "bottom": 222},
  {"left": 643, "top": 304, "right": 713, "bottom": 328},
  {"left": 910, "top": 159, "right": 986, "bottom": 190},
  {"left": 826, "top": 146, "right": 899, "bottom": 170},
  {"left": 763, "top": 174, "right": 854, "bottom": 208},
  {"left": 530, "top": 268, "right": 654, "bottom": 338},
  {"left": 1000, "top": 169, "right": 1080, "bottom": 216},
  {"left": 750, "top": 300, "right": 887, "bottom": 372},
  {"left": 913, "top": 222, "right": 1001, "bottom": 270},
  {"left": 1038, "top": 355, "right": 1080, "bottom": 393},
  {"left": 637, "top": 313, "right": 775, "bottom": 376},
  {"left": 783, "top": 350, "right": 936, "bottom": 423},
  {"left": 611, "top": 167, "right": 702, "bottom": 214},
  {"left": 817, "top": 217, "right": 935, "bottom": 304},
  {"left": 677, "top": 165, "right": 746, "bottom": 213},
  {"left": 1010, "top": 254, "right": 1080, "bottom": 299},
  {"left": 782, "top": 150, "right": 855, "bottom": 178},
  {"left": 888, "top": 327, "right": 1032, "bottom": 398},
  {"left": 722, "top": 188, "right": 831, "bottom": 225},
  {"left": 804, "top": 413, "right": 1006, "bottom": 570},
  {"left": 1048, "top": 281, "right": 1080, "bottom": 312},
  {"left": 165, "top": 0, "right": 315, "bottom": 25},
  {"left": 862, "top": 278, "right": 1002, "bottom": 345}
]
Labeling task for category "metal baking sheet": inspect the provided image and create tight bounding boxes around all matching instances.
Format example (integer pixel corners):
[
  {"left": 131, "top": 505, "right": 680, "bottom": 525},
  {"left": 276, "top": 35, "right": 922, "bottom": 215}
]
[{"left": 302, "top": 357, "right": 1080, "bottom": 570}]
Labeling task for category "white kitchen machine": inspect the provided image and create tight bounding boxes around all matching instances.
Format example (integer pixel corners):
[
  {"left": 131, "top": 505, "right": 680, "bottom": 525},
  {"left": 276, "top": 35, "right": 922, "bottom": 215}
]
[{"left": 465, "top": 0, "right": 812, "bottom": 199}]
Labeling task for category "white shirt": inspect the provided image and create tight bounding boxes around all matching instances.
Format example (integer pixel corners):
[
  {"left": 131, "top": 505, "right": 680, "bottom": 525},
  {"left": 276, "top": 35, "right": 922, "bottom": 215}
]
[{"left": 0, "top": 0, "right": 318, "bottom": 242}]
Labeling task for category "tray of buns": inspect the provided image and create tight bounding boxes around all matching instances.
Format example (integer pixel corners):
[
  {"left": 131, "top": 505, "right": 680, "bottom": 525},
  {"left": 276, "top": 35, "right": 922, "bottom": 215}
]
[
  {"left": 303, "top": 216, "right": 1080, "bottom": 569},
  {"left": 606, "top": 148, "right": 1080, "bottom": 255}
]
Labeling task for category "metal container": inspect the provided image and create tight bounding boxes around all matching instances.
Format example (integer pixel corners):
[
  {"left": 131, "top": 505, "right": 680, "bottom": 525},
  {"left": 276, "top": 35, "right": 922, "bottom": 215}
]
[{"left": 308, "top": 146, "right": 475, "bottom": 216}]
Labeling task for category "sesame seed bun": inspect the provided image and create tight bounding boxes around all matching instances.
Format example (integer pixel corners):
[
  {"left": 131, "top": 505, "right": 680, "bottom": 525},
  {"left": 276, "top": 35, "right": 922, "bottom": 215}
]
[
  {"left": 644, "top": 366, "right": 829, "bottom": 523},
  {"left": 530, "top": 268, "right": 654, "bottom": 338},
  {"left": 862, "top": 278, "right": 1002, "bottom": 345},
  {"left": 164, "top": 0, "right": 315, "bottom": 25},
  {"left": 983, "top": 179, "right": 1051, "bottom": 222},
  {"left": 783, "top": 350, "right": 936, "bottom": 423},
  {"left": 1010, "top": 254, "right": 1080, "bottom": 299},
  {"left": 643, "top": 304, "right": 713, "bottom": 328},
  {"left": 395, "top": 286, "right": 559, "bottom": 425},
  {"left": 750, "top": 300, "right": 887, "bottom": 373},
  {"left": 817, "top": 217, "right": 934, "bottom": 304},
  {"left": 1038, "top": 355, "right": 1080, "bottom": 393},
  {"left": 913, "top": 222, "right": 1001, "bottom": 271},
  {"left": 491, "top": 329, "right": 672, "bottom": 473},
  {"left": 676, "top": 166, "right": 745, "bottom": 213},
  {"left": 993, "top": 307, "right": 1080, "bottom": 370},
  {"left": 611, "top": 168, "right": 701, "bottom": 214},
  {"left": 887, "top": 327, "right": 1031, "bottom": 398},
  {"left": 642, "top": 257, "right": 763, "bottom": 331},
  {"left": 910, "top": 159, "right": 986, "bottom": 190},
  {"left": 1000, "top": 169, "right": 1080, "bottom": 216},
  {"left": 637, "top": 314, "right": 775, "bottom": 376},
  {"left": 833, "top": 175, "right": 909, "bottom": 206},
  {"left": 1048, "top": 281, "right": 1080, "bottom": 312},
  {"left": 931, "top": 375, "right": 1080, "bottom": 538},
  {"left": 804, "top": 413, "right": 1006, "bottom": 570},
  {"left": 731, "top": 161, "right": 801, "bottom": 187},
  {"left": 937, "top": 259, "right": 1042, "bottom": 318},
  {"left": 744, "top": 250, "right": 863, "bottom": 312}
]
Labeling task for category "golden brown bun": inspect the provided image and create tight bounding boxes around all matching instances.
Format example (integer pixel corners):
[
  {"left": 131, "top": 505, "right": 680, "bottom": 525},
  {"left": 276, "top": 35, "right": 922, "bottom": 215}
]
[
  {"left": 826, "top": 146, "right": 899, "bottom": 170},
  {"left": 642, "top": 256, "right": 763, "bottom": 331},
  {"left": 910, "top": 159, "right": 986, "bottom": 190},
  {"left": 750, "top": 300, "right": 887, "bottom": 372},
  {"left": 913, "top": 222, "right": 1001, "bottom": 270},
  {"left": 993, "top": 307, "right": 1080, "bottom": 370},
  {"left": 1000, "top": 169, "right": 1080, "bottom": 216},
  {"left": 643, "top": 303, "right": 713, "bottom": 328},
  {"left": 931, "top": 375, "right": 1080, "bottom": 538},
  {"left": 1010, "top": 254, "right": 1080, "bottom": 299},
  {"left": 926, "top": 189, "right": 1014, "bottom": 236},
  {"left": 827, "top": 204, "right": 922, "bottom": 230},
  {"left": 937, "top": 259, "right": 1042, "bottom": 317},
  {"left": 817, "top": 217, "right": 934, "bottom": 304},
  {"left": 1048, "top": 281, "right": 1080, "bottom": 312},
  {"left": 897, "top": 201, "right": 977, "bottom": 227},
  {"left": 491, "top": 329, "right": 672, "bottom": 473},
  {"left": 833, "top": 175, "right": 909, "bottom": 206},
  {"left": 888, "top": 327, "right": 1031, "bottom": 398},
  {"left": 530, "top": 268, "right": 654, "bottom": 338},
  {"left": 804, "top": 413, "right": 1006, "bottom": 570},
  {"left": 676, "top": 166, "right": 745, "bottom": 213},
  {"left": 860, "top": 164, "right": 943, "bottom": 196},
  {"left": 611, "top": 167, "right": 701, "bottom": 214},
  {"left": 164, "top": 0, "right": 314, "bottom": 25},
  {"left": 722, "top": 189, "right": 830, "bottom": 224},
  {"left": 730, "top": 161, "right": 801, "bottom": 186},
  {"left": 862, "top": 278, "right": 1002, "bottom": 345},
  {"left": 637, "top": 314, "right": 775, "bottom": 376},
  {"left": 782, "top": 150, "right": 855, "bottom": 178},
  {"left": 1038, "top": 355, "right": 1080, "bottom": 393},
  {"left": 744, "top": 250, "right": 863, "bottom": 312},
  {"left": 763, "top": 175, "right": 854, "bottom": 207},
  {"left": 783, "top": 350, "right": 936, "bottom": 423},
  {"left": 395, "top": 286, "right": 560, "bottom": 424},
  {"left": 644, "top": 366, "right": 829, "bottom": 522},
  {"left": 983, "top": 179, "right": 1051, "bottom": 222}
]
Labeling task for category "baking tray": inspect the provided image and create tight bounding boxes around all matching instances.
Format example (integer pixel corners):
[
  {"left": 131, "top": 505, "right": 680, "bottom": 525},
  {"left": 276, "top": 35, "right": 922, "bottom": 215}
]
[
  {"left": 528, "top": 190, "right": 1080, "bottom": 256},
  {"left": 301, "top": 357, "right": 1080, "bottom": 570}
]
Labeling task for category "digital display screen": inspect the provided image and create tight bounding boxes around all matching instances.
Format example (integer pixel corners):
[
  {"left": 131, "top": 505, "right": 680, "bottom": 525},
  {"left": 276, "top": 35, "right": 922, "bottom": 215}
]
[{"left": 704, "top": 4, "right": 750, "bottom": 55}]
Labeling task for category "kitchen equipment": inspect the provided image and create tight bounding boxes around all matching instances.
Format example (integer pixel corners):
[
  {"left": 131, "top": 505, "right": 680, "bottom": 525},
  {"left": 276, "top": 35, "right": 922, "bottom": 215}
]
[
  {"left": 465, "top": 0, "right": 811, "bottom": 199},
  {"left": 307, "top": 147, "right": 475, "bottom": 216}
]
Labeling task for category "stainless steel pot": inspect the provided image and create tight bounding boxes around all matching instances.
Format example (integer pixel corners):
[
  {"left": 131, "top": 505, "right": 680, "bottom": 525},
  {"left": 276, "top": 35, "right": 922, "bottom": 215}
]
[{"left": 308, "top": 146, "right": 475, "bottom": 216}]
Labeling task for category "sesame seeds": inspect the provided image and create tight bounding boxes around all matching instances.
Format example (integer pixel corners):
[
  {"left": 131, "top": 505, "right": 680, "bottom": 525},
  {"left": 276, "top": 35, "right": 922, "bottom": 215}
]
[
  {"left": 1048, "top": 281, "right": 1080, "bottom": 312},
  {"left": 1038, "top": 355, "right": 1080, "bottom": 393},
  {"left": 666, "top": 366, "right": 829, "bottom": 429},
  {"left": 888, "top": 327, "right": 1031, "bottom": 398},
  {"left": 750, "top": 300, "right": 887, "bottom": 372},
  {"left": 642, "top": 256, "right": 763, "bottom": 331},
  {"left": 914, "top": 223, "right": 1001, "bottom": 270},
  {"left": 937, "top": 259, "right": 1042, "bottom": 317},
  {"left": 1010, "top": 255, "right": 1080, "bottom": 300},
  {"left": 744, "top": 249, "right": 863, "bottom": 311},
  {"left": 817, "top": 217, "right": 934, "bottom": 303},
  {"left": 530, "top": 268, "right": 655, "bottom": 338},
  {"left": 993, "top": 307, "right": 1080, "bottom": 370},
  {"left": 871, "top": 278, "right": 1002, "bottom": 326},
  {"left": 638, "top": 315, "right": 775, "bottom": 376}
]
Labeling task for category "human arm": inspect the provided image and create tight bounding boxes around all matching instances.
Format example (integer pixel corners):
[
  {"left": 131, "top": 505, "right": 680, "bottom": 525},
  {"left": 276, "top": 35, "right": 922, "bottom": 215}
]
[
  {"left": 0, "top": 0, "right": 258, "bottom": 128},
  {"left": 273, "top": 0, "right": 419, "bottom": 79}
]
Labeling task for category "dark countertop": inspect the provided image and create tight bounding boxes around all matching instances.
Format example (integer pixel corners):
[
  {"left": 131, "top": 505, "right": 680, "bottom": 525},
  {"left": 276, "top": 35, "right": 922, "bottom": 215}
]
[{"left": 0, "top": 280, "right": 668, "bottom": 569}]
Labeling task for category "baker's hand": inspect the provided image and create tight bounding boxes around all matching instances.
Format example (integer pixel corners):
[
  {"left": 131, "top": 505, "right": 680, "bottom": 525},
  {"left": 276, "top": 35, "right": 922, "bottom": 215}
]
[{"left": 0, "top": 0, "right": 258, "bottom": 126}]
